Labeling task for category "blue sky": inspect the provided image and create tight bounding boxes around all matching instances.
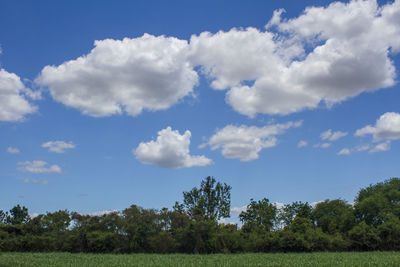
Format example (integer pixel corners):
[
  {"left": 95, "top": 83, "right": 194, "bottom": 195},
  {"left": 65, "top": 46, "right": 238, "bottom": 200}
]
[{"left": 1, "top": 0, "right": 400, "bottom": 220}]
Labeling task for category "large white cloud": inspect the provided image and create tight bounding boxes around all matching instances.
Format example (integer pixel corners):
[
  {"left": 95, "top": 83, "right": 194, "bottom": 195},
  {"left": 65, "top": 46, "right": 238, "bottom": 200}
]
[
  {"left": 189, "top": 0, "right": 399, "bottom": 117},
  {"left": 205, "top": 121, "right": 302, "bottom": 161},
  {"left": 134, "top": 126, "right": 212, "bottom": 169},
  {"left": 17, "top": 160, "right": 62, "bottom": 174},
  {"left": 355, "top": 112, "right": 400, "bottom": 141},
  {"left": 36, "top": 34, "right": 198, "bottom": 117},
  {"left": 42, "top": 141, "right": 76, "bottom": 153},
  {"left": 0, "top": 68, "right": 37, "bottom": 121},
  {"left": 33, "top": 1, "right": 400, "bottom": 118}
]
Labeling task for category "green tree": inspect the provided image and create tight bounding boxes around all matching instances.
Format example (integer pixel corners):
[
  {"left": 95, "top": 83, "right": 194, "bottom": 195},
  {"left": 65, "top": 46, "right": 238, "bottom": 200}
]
[
  {"left": 313, "top": 199, "right": 355, "bottom": 234},
  {"left": 354, "top": 178, "right": 400, "bottom": 227},
  {"left": 239, "top": 198, "right": 277, "bottom": 232},
  {"left": 9, "top": 205, "right": 29, "bottom": 225},
  {"left": 0, "top": 210, "right": 10, "bottom": 224},
  {"left": 377, "top": 214, "right": 400, "bottom": 250},
  {"left": 42, "top": 210, "right": 71, "bottom": 232},
  {"left": 181, "top": 176, "right": 231, "bottom": 221},
  {"left": 122, "top": 205, "right": 160, "bottom": 252},
  {"left": 348, "top": 221, "right": 380, "bottom": 251},
  {"left": 279, "top": 201, "right": 313, "bottom": 229}
]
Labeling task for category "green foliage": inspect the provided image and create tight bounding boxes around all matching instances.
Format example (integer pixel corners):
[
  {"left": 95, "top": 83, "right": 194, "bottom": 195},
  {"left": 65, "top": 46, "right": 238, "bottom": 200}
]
[
  {"left": 377, "top": 215, "right": 400, "bottom": 250},
  {"left": 348, "top": 221, "right": 380, "bottom": 251},
  {"left": 0, "top": 177, "right": 399, "bottom": 253},
  {"left": 279, "top": 201, "right": 313, "bottom": 229},
  {"left": 181, "top": 176, "right": 231, "bottom": 222},
  {"left": 354, "top": 177, "right": 400, "bottom": 227},
  {"left": 313, "top": 199, "right": 355, "bottom": 234},
  {"left": 9, "top": 205, "right": 29, "bottom": 225},
  {"left": 239, "top": 198, "right": 277, "bottom": 232}
]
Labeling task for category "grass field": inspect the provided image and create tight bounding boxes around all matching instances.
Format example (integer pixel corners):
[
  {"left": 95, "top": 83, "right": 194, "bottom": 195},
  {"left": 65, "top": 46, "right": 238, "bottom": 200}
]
[{"left": 0, "top": 252, "right": 400, "bottom": 267}]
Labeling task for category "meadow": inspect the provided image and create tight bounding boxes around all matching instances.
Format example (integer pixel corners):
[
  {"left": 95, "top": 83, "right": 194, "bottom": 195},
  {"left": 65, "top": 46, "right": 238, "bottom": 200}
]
[{"left": 0, "top": 252, "right": 400, "bottom": 267}]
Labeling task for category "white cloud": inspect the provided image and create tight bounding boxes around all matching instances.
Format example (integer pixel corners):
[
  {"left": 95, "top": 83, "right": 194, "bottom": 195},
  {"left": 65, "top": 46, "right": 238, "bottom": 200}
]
[
  {"left": 0, "top": 68, "right": 37, "bottom": 121},
  {"left": 36, "top": 34, "right": 198, "bottom": 117},
  {"left": 321, "top": 143, "right": 332, "bottom": 148},
  {"left": 337, "top": 148, "right": 351, "bottom": 155},
  {"left": 17, "top": 160, "right": 62, "bottom": 174},
  {"left": 355, "top": 112, "right": 400, "bottom": 141},
  {"left": 42, "top": 141, "right": 76, "bottom": 153},
  {"left": 314, "top": 143, "right": 332, "bottom": 149},
  {"left": 230, "top": 206, "right": 247, "bottom": 214},
  {"left": 354, "top": 112, "right": 400, "bottom": 153},
  {"left": 337, "top": 142, "right": 388, "bottom": 155},
  {"left": 189, "top": 0, "right": 399, "bottom": 117},
  {"left": 369, "top": 141, "right": 391, "bottom": 153},
  {"left": 7, "top": 147, "right": 20, "bottom": 154},
  {"left": 205, "top": 121, "right": 302, "bottom": 161},
  {"left": 273, "top": 202, "right": 285, "bottom": 209},
  {"left": 134, "top": 126, "right": 212, "bottom": 169},
  {"left": 87, "top": 210, "right": 118, "bottom": 217},
  {"left": 356, "top": 144, "right": 370, "bottom": 152},
  {"left": 297, "top": 140, "right": 308, "bottom": 148},
  {"left": 320, "top": 129, "right": 348, "bottom": 141},
  {"left": 23, "top": 179, "right": 49, "bottom": 185},
  {"left": 32, "top": 1, "right": 400, "bottom": 119}
]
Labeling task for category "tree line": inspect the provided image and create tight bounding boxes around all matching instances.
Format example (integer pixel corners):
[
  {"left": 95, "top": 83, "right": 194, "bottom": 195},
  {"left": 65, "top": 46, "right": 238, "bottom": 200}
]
[{"left": 1, "top": 177, "right": 400, "bottom": 253}]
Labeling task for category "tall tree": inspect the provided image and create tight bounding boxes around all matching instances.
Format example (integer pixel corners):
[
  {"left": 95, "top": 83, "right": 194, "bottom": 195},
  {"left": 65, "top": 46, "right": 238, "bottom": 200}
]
[
  {"left": 354, "top": 178, "right": 400, "bottom": 227},
  {"left": 313, "top": 199, "right": 355, "bottom": 234},
  {"left": 239, "top": 198, "right": 277, "bottom": 232},
  {"left": 182, "top": 176, "right": 231, "bottom": 221},
  {"left": 279, "top": 201, "right": 313, "bottom": 229},
  {"left": 9, "top": 205, "right": 29, "bottom": 225}
]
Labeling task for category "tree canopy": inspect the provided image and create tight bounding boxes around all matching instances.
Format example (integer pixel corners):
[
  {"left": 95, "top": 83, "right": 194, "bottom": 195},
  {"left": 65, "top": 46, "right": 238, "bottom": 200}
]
[{"left": 1, "top": 177, "right": 400, "bottom": 253}]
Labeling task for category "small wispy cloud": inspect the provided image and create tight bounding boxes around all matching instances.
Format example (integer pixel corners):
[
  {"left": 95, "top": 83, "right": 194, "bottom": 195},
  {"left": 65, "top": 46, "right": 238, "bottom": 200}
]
[
  {"left": 7, "top": 147, "right": 20, "bottom": 154},
  {"left": 17, "top": 160, "right": 62, "bottom": 174},
  {"left": 23, "top": 178, "right": 49, "bottom": 185},
  {"left": 320, "top": 129, "right": 348, "bottom": 141},
  {"left": 42, "top": 141, "right": 76, "bottom": 153},
  {"left": 297, "top": 140, "right": 308, "bottom": 148}
]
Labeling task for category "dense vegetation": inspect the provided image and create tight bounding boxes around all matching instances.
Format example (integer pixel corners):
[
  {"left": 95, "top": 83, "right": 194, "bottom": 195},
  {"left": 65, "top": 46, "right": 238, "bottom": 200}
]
[
  {"left": 1, "top": 177, "right": 400, "bottom": 254},
  {"left": 1, "top": 252, "right": 400, "bottom": 267}
]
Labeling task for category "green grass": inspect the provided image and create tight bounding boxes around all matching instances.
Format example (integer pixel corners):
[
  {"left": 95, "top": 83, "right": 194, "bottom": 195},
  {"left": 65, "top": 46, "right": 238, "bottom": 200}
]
[{"left": 0, "top": 252, "right": 399, "bottom": 267}]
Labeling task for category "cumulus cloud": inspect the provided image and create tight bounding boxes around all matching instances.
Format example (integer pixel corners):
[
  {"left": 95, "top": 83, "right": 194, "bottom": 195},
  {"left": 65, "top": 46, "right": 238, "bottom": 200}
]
[
  {"left": 297, "top": 140, "right": 308, "bottom": 148},
  {"left": 355, "top": 112, "right": 400, "bottom": 141},
  {"left": 17, "top": 160, "right": 62, "bottom": 174},
  {"left": 36, "top": 34, "right": 198, "bottom": 117},
  {"left": 134, "top": 126, "right": 212, "bottom": 169},
  {"left": 0, "top": 68, "right": 37, "bottom": 121},
  {"left": 32, "top": 1, "right": 399, "bottom": 118},
  {"left": 205, "top": 121, "right": 302, "bottom": 161},
  {"left": 7, "top": 147, "right": 20, "bottom": 154},
  {"left": 189, "top": 0, "right": 399, "bottom": 117},
  {"left": 320, "top": 129, "right": 348, "bottom": 141},
  {"left": 42, "top": 141, "right": 76, "bottom": 153},
  {"left": 354, "top": 112, "right": 400, "bottom": 153}
]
